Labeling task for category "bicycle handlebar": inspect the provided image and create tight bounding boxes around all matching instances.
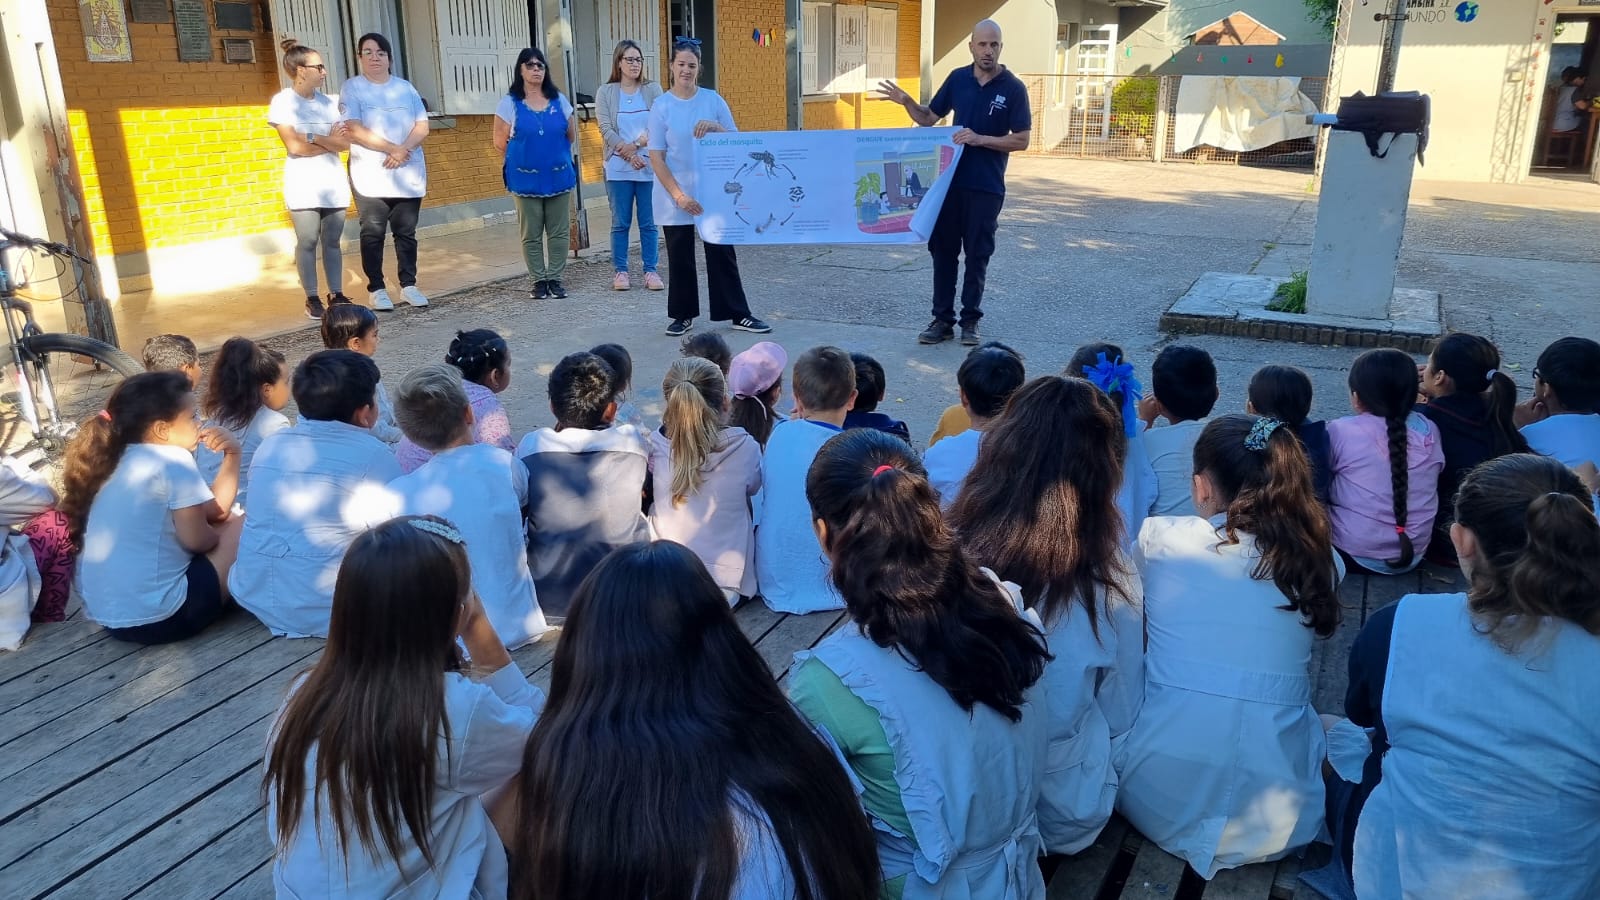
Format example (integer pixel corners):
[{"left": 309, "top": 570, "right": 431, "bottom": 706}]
[{"left": 0, "top": 226, "right": 88, "bottom": 264}]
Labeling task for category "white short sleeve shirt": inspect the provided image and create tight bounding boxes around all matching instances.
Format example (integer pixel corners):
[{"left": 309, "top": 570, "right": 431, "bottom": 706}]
[
  {"left": 647, "top": 88, "right": 736, "bottom": 227},
  {"left": 339, "top": 74, "right": 429, "bottom": 198},
  {"left": 267, "top": 88, "right": 354, "bottom": 210}
]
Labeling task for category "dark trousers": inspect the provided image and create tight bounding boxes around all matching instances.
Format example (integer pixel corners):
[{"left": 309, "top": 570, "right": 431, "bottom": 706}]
[
  {"left": 355, "top": 193, "right": 422, "bottom": 292},
  {"left": 928, "top": 187, "right": 1005, "bottom": 326},
  {"left": 662, "top": 224, "right": 752, "bottom": 321}
]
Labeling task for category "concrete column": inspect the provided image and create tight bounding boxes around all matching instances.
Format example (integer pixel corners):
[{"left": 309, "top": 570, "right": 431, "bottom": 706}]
[{"left": 1306, "top": 130, "right": 1417, "bottom": 320}]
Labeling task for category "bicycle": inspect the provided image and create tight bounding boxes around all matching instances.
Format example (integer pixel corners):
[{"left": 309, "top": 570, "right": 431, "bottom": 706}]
[{"left": 0, "top": 226, "right": 143, "bottom": 467}]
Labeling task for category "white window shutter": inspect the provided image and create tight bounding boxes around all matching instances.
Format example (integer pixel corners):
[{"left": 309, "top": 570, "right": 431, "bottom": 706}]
[
  {"left": 270, "top": 0, "right": 347, "bottom": 92},
  {"left": 600, "top": 0, "right": 662, "bottom": 86},
  {"left": 801, "top": 4, "right": 818, "bottom": 95},
  {"left": 436, "top": 0, "right": 526, "bottom": 115},
  {"left": 867, "top": 7, "right": 896, "bottom": 83},
  {"left": 830, "top": 5, "right": 866, "bottom": 95}
]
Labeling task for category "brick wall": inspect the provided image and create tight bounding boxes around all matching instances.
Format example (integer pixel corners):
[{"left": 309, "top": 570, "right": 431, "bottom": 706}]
[
  {"left": 797, "top": 0, "right": 923, "bottom": 131},
  {"left": 714, "top": 0, "right": 789, "bottom": 131}
]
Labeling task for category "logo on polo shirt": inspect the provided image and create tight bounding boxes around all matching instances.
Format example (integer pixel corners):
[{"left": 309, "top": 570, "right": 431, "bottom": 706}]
[{"left": 989, "top": 93, "right": 1008, "bottom": 116}]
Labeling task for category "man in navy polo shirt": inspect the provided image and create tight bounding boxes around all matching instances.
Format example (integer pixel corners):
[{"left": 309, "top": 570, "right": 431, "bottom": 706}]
[{"left": 879, "top": 19, "right": 1031, "bottom": 346}]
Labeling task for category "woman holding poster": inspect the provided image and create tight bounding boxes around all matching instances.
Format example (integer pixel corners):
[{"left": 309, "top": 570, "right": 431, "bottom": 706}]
[{"left": 647, "top": 38, "right": 770, "bottom": 338}]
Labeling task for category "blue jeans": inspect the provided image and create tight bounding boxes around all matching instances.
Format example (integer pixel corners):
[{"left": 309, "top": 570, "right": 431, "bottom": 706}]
[{"left": 606, "top": 180, "right": 659, "bottom": 274}]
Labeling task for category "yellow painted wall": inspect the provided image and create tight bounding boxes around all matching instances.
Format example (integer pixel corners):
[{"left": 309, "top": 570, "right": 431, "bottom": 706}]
[{"left": 798, "top": 0, "right": 923, "bottom": 130}]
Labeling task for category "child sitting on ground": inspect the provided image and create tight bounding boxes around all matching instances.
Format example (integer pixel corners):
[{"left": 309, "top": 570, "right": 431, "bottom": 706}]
[
  {"left": 1248, "top": 364, "right": 1333, "bottom": 504},
  {"left": 196, "top": 338, "right": 291, "bottom": 511},
  {"left": 1517, "top": 336, "right": 1600, "bottom": 473},
  {"left": 321, "top": 304, "right": 401, "bottom": 444},
  {"left": 924, "top": 343, "right": 1025, "bottom": 508},
  {"left": 647, "top": 357, "right": 763, "bottom": 604},
  {"left": 925, "top": 340, "right": 1020, "bottom": 448},
  {"left": 142, "top": 333, "right": 200, "bottom": 387},
  {"left": 1140, "top": 344, "right": 1218, "bottom": 517},
  {"left": 266, "top": 516, "right": 542, "bottom": 898},
  {"left": 231, "top": 351, "right": 402, "bottom": 637},
  {"left": 727, "top": 341, "right": 788, "bottom": 448},
  {"left": 389, "top": 365, "right": 548, "bottom": 648},
  {"left": 843, "top": 352, "right": 911, "bottom": 443},
  {"left": 755, "top": 346, "right": 857, "bottom": 613},
  {"left": 680, "top": 331, "right": 732, "bottom": 375},
  {"left": 62, "top": 371, "right": 243, "bottom": 644},
  {"left": 1416, "top": 334, "right": 1529, "bottom": 564},
  {"left": 516, "top": 351, "right": 649, "bottom": 620},
  {"left": 395, "top": 329, "right": 518, "bottom": 473},
  {"left": 591, "top": 343, "right": 647, "bottom": 430},
  {"left": 1328, "top": 348, "right": 1445, "bottom": 574},
  {"left": 0, "top": 455, "right": 75, "bottom": 644},
  {"left": 1073, "top": 342, "right": 1158, "bottom": 547},
  {"left": 1117, "top": 415, "right": 1342, "bottom": 878}
]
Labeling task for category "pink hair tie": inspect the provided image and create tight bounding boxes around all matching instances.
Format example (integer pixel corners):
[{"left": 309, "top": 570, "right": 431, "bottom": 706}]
[
  {"left": 872, "top": 464, "right": 895, "bottom": 478},
  {"left": 97, "top": 410, "right": 111, "bottom": 421}
]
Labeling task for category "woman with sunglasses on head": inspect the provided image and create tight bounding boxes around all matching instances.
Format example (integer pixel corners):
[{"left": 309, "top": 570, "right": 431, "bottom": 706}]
[
  {"left": 494, "top": 48, "right": 578, "bottom": 300},
  {"left": 596, "top": 41, "right": 664, "bottom": 293},
  {"left": 269, "top": 38, "right": 354, "bottom": 321},
  {"left": 648, "top": 38, "right": 771, "bottom": 338},
  {"left": 340, "top": 32, "right": 432, "bottom": 312}
]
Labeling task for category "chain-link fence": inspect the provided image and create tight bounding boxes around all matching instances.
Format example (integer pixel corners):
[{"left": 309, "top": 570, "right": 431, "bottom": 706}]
[{"left": 1021, "top": 75, "right": 1327, "bottom": 169}]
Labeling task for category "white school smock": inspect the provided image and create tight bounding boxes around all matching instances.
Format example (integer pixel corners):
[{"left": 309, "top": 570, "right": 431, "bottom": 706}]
[
  {"left": 339, "top": 73, "right": 428, "bottom": 199},
  {"left": 647, "top": 87, "right": 736, "bottom": 228},
  {"left": 795, "top": 626, "right": 1047, "bottom": 900},
  {"left": 78, "top": 444, "right": 214, "bottom": 628},
  {"left": 196, "top": 406, "right": 292, "bottom": 511},
  {"left": 1117, "top": 432, "right": 1159, "bottom": 551},
  {"left": 267, "top": 88, "right": 353, "bottom": 210},
  {"left": 648, "top": 426, "right": 763, "bottom": 599},
  {"left": 755, "top": 419, "right": 843, "bottom": 614},
  {"left": 924, "top": 428, "right": 982, "bottom": 510},
  {"left": 1034, "top": 568, "right": 1145, "bottom": 855},
  {"left": 1353, "top": 593, "right": 1600, "bottom": 900},
  {"left": 1141, "top": 419, "right": 1205, "bottom": 517},
  {"left": 389, "top": 443, "right": 548, "bottom": 649},
  {"left": 268, "top": 662, "right": 544, "bottom": 899},
  {"left": 0, "top": 456, "right": 53, "bottom": 649},
  {"left": 1520, "top": 412, "right": 1600, "bottom": 471},
  {"left": 1115, "top": 515, "right": 1340, "bottom": 878},
  {"left": 231, "top": 419, "right": 402, "bottom": 638}
]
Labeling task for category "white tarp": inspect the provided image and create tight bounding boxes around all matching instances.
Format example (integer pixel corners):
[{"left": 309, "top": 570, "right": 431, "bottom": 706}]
[
  {"left": 1173, "top": 76, "right": 1319, "bottom": 153},
  {"left": 694, "top": 128, "right": 963, "bottom": 246}
]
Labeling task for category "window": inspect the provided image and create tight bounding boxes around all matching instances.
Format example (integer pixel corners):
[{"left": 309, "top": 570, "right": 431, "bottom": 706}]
[{"left": 802, "top": 2, "right": 895, "bottom": 96}]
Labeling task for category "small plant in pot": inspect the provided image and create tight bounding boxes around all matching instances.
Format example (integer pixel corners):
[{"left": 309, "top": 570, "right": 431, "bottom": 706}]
[{"left": 855, "top": 172, "right": 882, "bottom": 225}]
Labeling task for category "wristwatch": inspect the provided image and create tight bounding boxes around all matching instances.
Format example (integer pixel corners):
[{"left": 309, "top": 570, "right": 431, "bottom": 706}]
[{"left": 305, "top": 132, "right": 317, "bottom": 145}]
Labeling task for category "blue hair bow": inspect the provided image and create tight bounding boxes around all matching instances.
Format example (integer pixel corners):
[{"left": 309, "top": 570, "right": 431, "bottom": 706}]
[
  {"left": 1081, "top": 352, "right": 1143, "bottom": 438},
  {"left": 674, "top": 36, "right": 702, "bottom": 46}
]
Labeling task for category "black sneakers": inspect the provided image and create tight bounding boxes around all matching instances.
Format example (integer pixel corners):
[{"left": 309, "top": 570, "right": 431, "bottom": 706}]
[
  {"left": 547, "top": 280, "right": 567, "bottom": 299},
  {"left": 665, "top": 318, "right": 694, "bottom": 337},
  {"left": 918, "top": 320, "right": 954, "bottom": 344},
  {"left": 305, "top": 295, "right": 325, "bottom": 320},
  {"left": 960, "top": 324, "right": 980, "bottom": 346},
  {"left": 732, "top": 316, "right": 772, "bottom": 334},
  {"left": 532, "top": 281, "right": 549, "bottom": 299},
  {"left": 328, "top": 292, "right": 354, "bottom": 306}
]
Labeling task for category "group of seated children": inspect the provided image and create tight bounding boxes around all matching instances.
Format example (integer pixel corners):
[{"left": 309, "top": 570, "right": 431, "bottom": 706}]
[{"left": 23, "top": 321, "right": 1600, "bottom": 899}]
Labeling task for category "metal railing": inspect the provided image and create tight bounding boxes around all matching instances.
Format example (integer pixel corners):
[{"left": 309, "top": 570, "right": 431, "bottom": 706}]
[{"left": 1020, "top": 74, "right": 1327, "bottom": 169}]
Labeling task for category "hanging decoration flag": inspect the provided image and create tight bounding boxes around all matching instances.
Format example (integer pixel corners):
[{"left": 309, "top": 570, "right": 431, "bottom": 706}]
[
  {"left": 1247, "top": 55, "right": 1254, "bottom": 64},
  {"left": 1125, "top": 46, "right": 1132, "bottom": 57},
  {"left": 1275, "top": 53, "right": 1285, "bottom": 68},
  {"left": 1221, "top": 55, "right": 1229, "bottom": 64},
  {"left": 1197, "top": 52, "right": 1204, "bottom": 62},
  {"left": 752, "top": 28, "right": 761, "bottom": 44}
]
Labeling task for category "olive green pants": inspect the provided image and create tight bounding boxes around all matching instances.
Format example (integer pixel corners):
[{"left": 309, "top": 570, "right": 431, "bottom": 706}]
[{"left": 514, "top": 191, "right": 571, "bottom": 281}]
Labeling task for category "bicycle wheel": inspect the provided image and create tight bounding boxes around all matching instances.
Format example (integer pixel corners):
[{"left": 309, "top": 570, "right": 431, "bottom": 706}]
[{"left": 10, "top": 333, "right": 142, "bottom": 463}]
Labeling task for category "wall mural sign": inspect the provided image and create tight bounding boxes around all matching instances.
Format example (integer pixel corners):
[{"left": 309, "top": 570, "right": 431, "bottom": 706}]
[
  {"left": 173, "top": 0, "right": 214, "bottom": 62},
  {"left": 129, "top": 0, "right": 173, "bottom": 24},
  {"left": 80, "top": 0, "right": 133, "bottom": 62}
]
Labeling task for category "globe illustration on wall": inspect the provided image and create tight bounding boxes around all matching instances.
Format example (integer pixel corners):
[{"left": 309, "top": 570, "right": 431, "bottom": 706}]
[{"left": 1453, "top": 1, "right": 1478, "bottom": 23}]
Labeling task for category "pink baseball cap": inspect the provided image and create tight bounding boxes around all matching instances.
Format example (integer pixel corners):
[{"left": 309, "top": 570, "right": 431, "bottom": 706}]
[{"left": 728, "top": 341, "right": 788, "bottom": 398}]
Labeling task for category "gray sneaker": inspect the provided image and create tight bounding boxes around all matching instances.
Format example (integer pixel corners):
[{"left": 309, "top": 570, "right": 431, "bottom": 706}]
[
  {"left": 918, "top": 320, "right": 954, "bottom": 344},
  {"left": 960, "top": 324, "right": 980, "bottom": 346}
]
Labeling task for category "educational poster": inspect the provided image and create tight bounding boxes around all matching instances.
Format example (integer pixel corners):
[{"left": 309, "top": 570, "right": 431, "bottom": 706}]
[{"left": 694, "top": 128, "right": 962, "bottom": 246}]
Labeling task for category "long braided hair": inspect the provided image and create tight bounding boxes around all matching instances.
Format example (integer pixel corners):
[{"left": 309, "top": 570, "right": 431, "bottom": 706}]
[{"left": 1349, "top": 349, "right": 1423, "bottom": 569}]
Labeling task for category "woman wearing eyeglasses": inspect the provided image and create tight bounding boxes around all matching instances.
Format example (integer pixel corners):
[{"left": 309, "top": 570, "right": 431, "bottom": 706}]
[
  {"left": 648, "top": 39, "right": 771, "bottom": 338},
  {"left": 494, "top": 47, "right": 578, "bottom": 300},
  {"left": 339, "top": 33, "right": 431, "bottom": 312},
  {"left": 268, "top": 38, "right": 354, "bottom": 321},
  {"left": 596, "top": 41, "right": 663, "bottom": 293}
]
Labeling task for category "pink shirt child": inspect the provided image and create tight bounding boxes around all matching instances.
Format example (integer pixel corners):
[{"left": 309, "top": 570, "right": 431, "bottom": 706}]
[
  {"left": 1326, "top": 410, "right": 1445, "bottom": 562},
  {"left": 396, "top": 381, "right": 516, "bottom": 474},
  {"left": 647, "top": 426, "right": 763, "bottom": 600}
]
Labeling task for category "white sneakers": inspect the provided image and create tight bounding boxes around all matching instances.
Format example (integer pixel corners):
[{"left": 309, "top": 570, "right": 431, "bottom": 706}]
[{"left": 370, "top": 286, "right": 430, "bottom": 310}]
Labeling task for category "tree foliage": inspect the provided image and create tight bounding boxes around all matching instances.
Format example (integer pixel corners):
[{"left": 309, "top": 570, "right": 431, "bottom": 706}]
[{"left": 1304, "top": 0, "right": 1338, "bottom": 37}]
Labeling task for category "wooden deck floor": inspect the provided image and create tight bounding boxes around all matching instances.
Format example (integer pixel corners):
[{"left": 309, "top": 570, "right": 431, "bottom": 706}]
[{"left": 0, "top": 565, "right": 1463, "bottom": 899}]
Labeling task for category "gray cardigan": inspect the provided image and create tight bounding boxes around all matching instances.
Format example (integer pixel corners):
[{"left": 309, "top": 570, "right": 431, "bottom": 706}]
[{"left": 595, "top": 80, "right": 664, "bottom": 163}]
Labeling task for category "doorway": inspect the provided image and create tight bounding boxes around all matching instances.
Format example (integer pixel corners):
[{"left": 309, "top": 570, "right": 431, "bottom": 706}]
[
  {"left": 667, "top": 0, "right": 716, "bottom": 87},
  {"left": 1531, "top": 14, "right": 1599, "bottom": 174}
]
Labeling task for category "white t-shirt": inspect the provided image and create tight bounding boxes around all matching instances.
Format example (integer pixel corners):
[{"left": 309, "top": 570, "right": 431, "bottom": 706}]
[
  {"left": 388, "top": 443, "right": 548, "bottom": 649},
  {"left": 647, "top": 88, "right": 736, "bottom": 227},
  {"left": 196, "top": 406, "right": 292, "bottom": 512},
  {"left": 493, "top": 93, "right": 575, "bottom": 135},
  {"left": 925, "top": 428, "right": 983, "bottom": 510},
  {"left": 1142, "top": 419, "right": 1207, "bottom": 517},
  {"left": 604, "top": 86, "right": 655, "bottom": 183},
  {"left": 1521, "top": 413, "right": 1600, "bottom": 471},
  {"left": 339, "top": 74, "right": 429, "bottom": 199},
  {"left": 267, "top": 88, "right": 353, "bottom": 210},
  {"left": 78, "top": 443, "right": 215, "bottom": 628}
]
